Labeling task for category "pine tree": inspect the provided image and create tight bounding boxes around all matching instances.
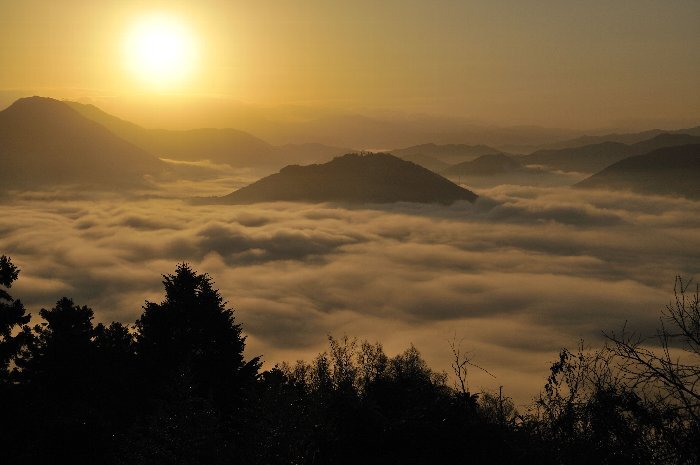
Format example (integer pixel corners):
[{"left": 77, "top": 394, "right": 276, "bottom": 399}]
[{"left": 0, "top": 256, "right": 31, "bottom": 382}]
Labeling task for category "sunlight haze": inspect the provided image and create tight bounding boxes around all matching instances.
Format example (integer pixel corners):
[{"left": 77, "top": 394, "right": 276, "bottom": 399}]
[
  {"left": 123, "top": 13, "right": 198, "bottom": 90},
  {"left": 0, "top": 0, "right": 698, "bottom": 130},
  {"left": 1, "top": 2, "right": 700, "bottom": 460}
]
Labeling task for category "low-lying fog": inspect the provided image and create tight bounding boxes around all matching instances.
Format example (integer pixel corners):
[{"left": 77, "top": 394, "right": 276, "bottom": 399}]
[{"left": 2, "top": 176, "right": 699, "bottom": 405}]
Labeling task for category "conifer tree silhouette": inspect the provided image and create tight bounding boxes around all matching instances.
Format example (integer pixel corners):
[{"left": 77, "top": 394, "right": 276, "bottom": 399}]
[
  {"left": 0, "top": 255, "right": 31, "bottom": 382},
  {"left": 136, "top": 263, "right": 259, "bottom": 404}
]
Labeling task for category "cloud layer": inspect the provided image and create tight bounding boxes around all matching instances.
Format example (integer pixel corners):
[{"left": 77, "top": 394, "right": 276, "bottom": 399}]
[{"left": 2, "top": 184, "right": 699, "bottom": 404}]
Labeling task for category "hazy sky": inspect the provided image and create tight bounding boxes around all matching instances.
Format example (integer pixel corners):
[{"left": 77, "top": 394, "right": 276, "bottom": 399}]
[{"left": 1, "top": 0, "right": 699, "bottom": 129}]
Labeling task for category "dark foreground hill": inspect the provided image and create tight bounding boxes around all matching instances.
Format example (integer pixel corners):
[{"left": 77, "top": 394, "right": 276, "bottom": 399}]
[
  {"left": 0, "top": 97, "right": 165, "bottom": 190},
  {"left": 576, "top": 144, "right": 700, "bottom": 199},
  {"left": 217, "top": 153, "right": 478, "bottom": 205}
]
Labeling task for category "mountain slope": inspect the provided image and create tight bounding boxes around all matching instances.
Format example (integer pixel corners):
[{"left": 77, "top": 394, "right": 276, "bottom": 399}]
[
  {"left": 217, "top": 153, "right": 477, "bottom": 205},
  {"left": 519, "top": 141, "right": 633, "bottom": 173},
  {"left": 632, "top": 133, "right": 700, "bottom": 154},
  {"left": 519, "top": 134, "right": 700, "bottom": 173},
  {"left": 66, "top": 101, "right": 279, "bottom": 168},
  {"left": 542, "top": 126, "right": 700, "bottom": 151},
  {"left": 392, "top": 143, "right": 502, "bottom": 164},
  {"left": 576, "top": 144, "right": 700, "bottom": 199},
  {"left": 395, "top": 153, "right": 451, "bottom": 173},
  {"left": 0, "top": 97, "right": 165, "bottom": 189},
  {"left": 67, "top": 101, "right": 351, "bottom": 169},
  {"left": 440, "top": 153, "right": 583, "bottom": 188},
  {"left": 442, "top": 153, "right": 523, "bottom": 177}
]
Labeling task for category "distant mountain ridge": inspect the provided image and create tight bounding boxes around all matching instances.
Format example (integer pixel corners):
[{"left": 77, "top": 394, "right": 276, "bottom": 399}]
[
  {"left": 576, "top": 144, "right": 700, "bottom": 199},
  {"left": 243, "top": 112, "right": 583, "bottom": 151},
  {"left": 4, "top": 96, "right": 697, "bottom": 196},
  {"left": 438, "top": 152, "right": 583, "bottom": 188},
  {"left": 518, "top": 133, "right": 700, "bottom": 173},
  {"left": 66, "top": 101, "right": 351, "bottom": 169},
  {"left": 0, "top": 97, "right": 165, "bottom": 190},
  {"left": 217, "top": 153, "right": 478, "bottom": 205},
  {"left": 442, "top": 153, "right": 523, "bottom": 177},
  {"left": 541, "top": 126, "right": 700, "bottom": 151},
  {"left": 393, "top": 153, "right": 451, "bottom": 173},
  {"left": 392, "top": 143, "right": 503, "bottom": 164}
]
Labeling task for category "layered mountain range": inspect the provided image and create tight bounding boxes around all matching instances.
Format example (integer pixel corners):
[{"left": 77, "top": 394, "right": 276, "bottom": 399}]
[
  {"left": 66, "top": 101, "right": 352, "bottom": 169},
  {"left": 1, "top": 96, "right": 698, "bottom": 201},
  {"left": 576, "top": 144, "right": 700, "bottom": 199},
  {"left": 0, "top": 97, "right": 164, "bottom": 189}
]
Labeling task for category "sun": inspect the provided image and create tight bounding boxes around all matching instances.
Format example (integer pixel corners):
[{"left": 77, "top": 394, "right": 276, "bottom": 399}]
[{"left": 124, "top": 14, "right": 198, "bottom": 89}]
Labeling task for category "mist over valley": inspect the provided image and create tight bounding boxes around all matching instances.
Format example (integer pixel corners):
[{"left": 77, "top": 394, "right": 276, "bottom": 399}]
[{"left": 2, "top": 99, "right": 699, "bottom": 404}]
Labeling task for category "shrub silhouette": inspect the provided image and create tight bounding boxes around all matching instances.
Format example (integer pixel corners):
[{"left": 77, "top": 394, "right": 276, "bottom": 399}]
[
  {"left": 256, "top": 336, "right": 538, "bottom": 464},
  {"left": 528, "top": 278, "right": 700, "bottom": 465},
  {"left": 1, "top": 256, "right": 698, "bottom": 464}
]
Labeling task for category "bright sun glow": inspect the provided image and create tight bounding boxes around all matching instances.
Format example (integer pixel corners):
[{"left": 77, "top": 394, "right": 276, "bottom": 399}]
[{"left": 124, "top": 14, "right": 197, "bottom": 89}]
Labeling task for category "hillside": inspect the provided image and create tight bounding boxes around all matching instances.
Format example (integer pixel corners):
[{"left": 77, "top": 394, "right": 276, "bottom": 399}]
[
  {"left": 217, "top": 153, "right": 477, "bottom": 205},
  {"left": 392, "top": 143, "right": 502, "bottom": 164},
  {"left": 442, "top": 153, "right": 523, "bottom": 177},
  {"left": 541, "top": 126, "right": 700, "bottom": 151},
  {"left": 576, "top": 144, "right": 700, "bottom": 199},
  {"left": 633, "top": 133, "right": 700, "bottom": 154},
  {"left": 519, "top": 133, "right": 700, "bottom": 173},
  {"left": 66, "top": 101, "right": 280, "bottom": 168},
  {"left": 67, "top": 101, "right": 352, "bottom": 170},
  {"left": 440, "top": 153, "right": 582, "bottom": 188},
  {"left": 394, "top": 153, "right": 451, "bottom": 173},
  {"left": 0, "top": 97, "right": 165, "bottom": 190}
]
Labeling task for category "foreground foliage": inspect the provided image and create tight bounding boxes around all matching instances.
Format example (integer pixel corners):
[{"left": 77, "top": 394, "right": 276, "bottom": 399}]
[{"left": 0, "top": 256, "right": 697, "bottom": 464}]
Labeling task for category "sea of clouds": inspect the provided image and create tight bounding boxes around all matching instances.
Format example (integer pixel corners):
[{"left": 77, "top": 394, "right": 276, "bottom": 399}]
[{"left": 2, "top": 181, "right": 699, "bottom": 404}]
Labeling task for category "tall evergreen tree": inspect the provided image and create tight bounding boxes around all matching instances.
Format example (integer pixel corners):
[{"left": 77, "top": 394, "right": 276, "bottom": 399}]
[
  {"left": 135, "top": 263, "right": 259, "bottom": 404},
  {"left": 123, "top": 264, "right": 261, "bottom": 464},
  {"left": 0, "top": 255, "right": 31, "bottom": 382}
]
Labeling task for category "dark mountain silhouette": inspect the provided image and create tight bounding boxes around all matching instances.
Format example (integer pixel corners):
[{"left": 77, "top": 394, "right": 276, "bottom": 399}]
[
  {"left": 392, "top": 143, "right": 502, "bottom": 164},
  {"left": 576, "top": 144, "right": 700, "bottom": 199},
  {"left": 442, "top": 153, "right": 523, "bottom": 177},
  {"left": 632, "top": 133, "right": 700, "bottom": 154},
  {"left": 541, "top": 126, "right": 700, "bottom": 151},
  {"left": 216, "top": 153, "right": 477, "bottom": 205},
  {"left": 0, "top": 97, "right": 165, "bottom": 190},
  {"left": 519, "top": 133, "right": 700, "bottom": 173},
  {"left": 67, "top": 101, "right": 352, "bottom": 170}
]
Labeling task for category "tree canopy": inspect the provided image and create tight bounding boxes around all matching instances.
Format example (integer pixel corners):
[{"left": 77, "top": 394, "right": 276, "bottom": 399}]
[{"left": 0, "top": 256, "right": 698, "bottom": 464}]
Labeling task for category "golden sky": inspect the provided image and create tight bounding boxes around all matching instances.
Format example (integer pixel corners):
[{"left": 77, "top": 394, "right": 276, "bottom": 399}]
[{"left": 1, "top": 0, "right": 699, "bottom": 130}]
